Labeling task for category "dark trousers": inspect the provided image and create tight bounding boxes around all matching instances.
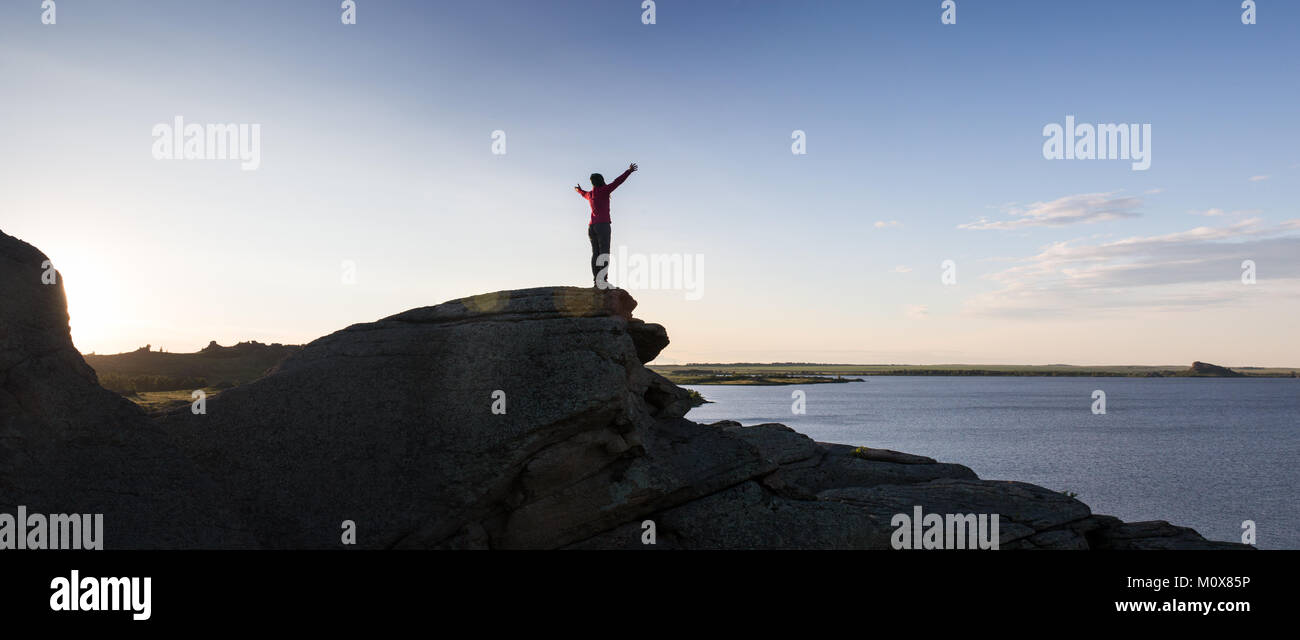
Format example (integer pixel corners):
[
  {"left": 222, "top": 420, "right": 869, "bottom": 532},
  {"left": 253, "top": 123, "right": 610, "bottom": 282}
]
[{"left": 587, "top": 223, "right": 611, "bottom": 287}]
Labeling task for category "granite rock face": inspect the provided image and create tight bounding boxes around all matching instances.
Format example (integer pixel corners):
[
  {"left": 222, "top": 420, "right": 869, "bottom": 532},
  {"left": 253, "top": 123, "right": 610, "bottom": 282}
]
[
  {"left": 163, "top": 286, "right": 780, "bottom": 549},
  {"left": 0, "top": 230, "right": 254, "bottom": 548},
  {"left": 158, "top": 285, "right": 1246, "bottom": 550},
  {"left": 0, "top": 233, "right": 1252, "bottom": 550}
]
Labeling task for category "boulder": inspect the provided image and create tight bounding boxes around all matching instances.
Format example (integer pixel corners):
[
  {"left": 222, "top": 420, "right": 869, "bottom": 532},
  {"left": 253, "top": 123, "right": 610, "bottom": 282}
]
[
  {"left": 722, "top": 423, "right": 821, "bottom": 465},
  {"left": 644, "top": 370, "right": 693, "bottom": 419}
]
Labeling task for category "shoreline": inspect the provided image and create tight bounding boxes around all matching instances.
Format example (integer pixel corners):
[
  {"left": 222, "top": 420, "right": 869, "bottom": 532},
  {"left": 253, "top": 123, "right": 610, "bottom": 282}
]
[{"left": 652, "top": 363, "right": 1299, "bottom": 382}]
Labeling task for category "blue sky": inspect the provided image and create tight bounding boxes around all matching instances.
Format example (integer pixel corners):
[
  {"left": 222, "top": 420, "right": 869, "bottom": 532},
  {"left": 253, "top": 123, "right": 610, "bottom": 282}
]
[{"left": 1, "top": 0, "right": 1297, "bottom": 365}]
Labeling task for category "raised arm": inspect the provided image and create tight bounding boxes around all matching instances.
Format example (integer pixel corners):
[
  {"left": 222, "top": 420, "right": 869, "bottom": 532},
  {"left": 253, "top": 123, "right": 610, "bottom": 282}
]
[
  {"left": 574, "top": 184, "right": 589, "bottom": 199},
  {"left": 608, "top": 163, "right": 638, "bottom": 191}
]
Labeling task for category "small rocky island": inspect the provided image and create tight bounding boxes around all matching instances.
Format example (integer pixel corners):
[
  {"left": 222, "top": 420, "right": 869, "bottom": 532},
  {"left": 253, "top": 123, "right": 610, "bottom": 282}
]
[
  {"left": 1, "top": 229, "right": 1251, "bottom": 549},
  {"left": 1184, "top": 361, "right": 1245, "bottom": 377}
]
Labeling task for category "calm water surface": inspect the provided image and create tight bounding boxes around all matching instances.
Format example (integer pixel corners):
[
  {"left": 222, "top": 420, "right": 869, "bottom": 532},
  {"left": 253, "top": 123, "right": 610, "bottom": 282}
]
[{"left": 682, "top": 377, "right": 1299, "bottom": 549}]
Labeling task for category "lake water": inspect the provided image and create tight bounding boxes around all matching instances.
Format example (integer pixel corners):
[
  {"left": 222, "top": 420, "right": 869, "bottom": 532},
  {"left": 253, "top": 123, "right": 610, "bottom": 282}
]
[{"left": 681, "top": 377, "right": 1299, "bottom": 549}]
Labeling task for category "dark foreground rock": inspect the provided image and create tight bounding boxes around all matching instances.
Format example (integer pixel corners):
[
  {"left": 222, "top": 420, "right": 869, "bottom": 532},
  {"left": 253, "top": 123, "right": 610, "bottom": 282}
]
[
  {"left": 1, "top": 229, "right": 1252, "bottom": 549},
  {"left": 156, "top": 284, "right": 1246, "bottom": 550},
  {"left": 0, "top": 230, "right": 255, "bottom": 548}
]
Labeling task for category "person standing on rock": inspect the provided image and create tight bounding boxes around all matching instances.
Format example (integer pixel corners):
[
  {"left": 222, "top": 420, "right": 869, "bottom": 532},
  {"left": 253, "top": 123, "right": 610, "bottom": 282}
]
[{"left": 575, "top": 163, "right": 637, "bottom": 288}]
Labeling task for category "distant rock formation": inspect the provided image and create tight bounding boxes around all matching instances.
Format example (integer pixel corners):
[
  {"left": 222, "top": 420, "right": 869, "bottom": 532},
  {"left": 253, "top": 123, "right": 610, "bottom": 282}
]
[
  {"left": 0, "top": 230, "right": 256, "bottom": 548},
  {"left": 85, "top": 339, "right": 301, "bottom": 392},
  {"left": 198, "top": 340, "right": 295, "bottom": 358},
  {"left": 1186, "top": 361, "right": 1245, "bottom": 377},
  {"left": 1, "top": 228, "right": 1252, "bottom": 549}
]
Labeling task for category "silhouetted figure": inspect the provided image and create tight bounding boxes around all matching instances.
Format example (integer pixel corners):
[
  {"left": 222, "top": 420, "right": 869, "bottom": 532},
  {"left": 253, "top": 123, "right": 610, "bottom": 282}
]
[{"left": 575, "top": 163, "right": 637, "bottom": 288}]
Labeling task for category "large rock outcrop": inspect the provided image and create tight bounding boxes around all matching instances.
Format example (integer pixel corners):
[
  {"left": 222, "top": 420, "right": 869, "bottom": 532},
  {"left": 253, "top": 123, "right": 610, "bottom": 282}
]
[
  {"left": 158, "top": 286, "right": 1245, "bottom": 550},
  {"left": 0, "top": 230, "right": 254, "bottom": 548},
  {"left": 161, "top": 287, "right": 780, "bottom": 548},
  {"left": 1, "top": 228, "right": 1250, "bottom": 549}
]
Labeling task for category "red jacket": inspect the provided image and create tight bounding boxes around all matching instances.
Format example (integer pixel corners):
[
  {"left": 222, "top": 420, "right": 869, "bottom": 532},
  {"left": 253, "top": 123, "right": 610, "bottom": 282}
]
[{"left": 576, "top": 168, "right": 633, "bottom": 225}]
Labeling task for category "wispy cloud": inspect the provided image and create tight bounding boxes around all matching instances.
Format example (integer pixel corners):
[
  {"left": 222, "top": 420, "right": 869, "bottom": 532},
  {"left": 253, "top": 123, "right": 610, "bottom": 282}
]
[
  {"left": 959, "top": 192, "right": 1142, "bottom": 230},
  {"left": 1189, "top": 208, "right": 1260, "bottom": 217},
  {"left": 966, "top": 218, "right": 1300, "bottom": 316},
  {"left": 889, "top": 265, "right": 912, "bottom": 273},
  {"left": 875, "top": 220, "right": 903, "bottom": 229},
  {"left": 904, "top": 304, "right": 929, "bottom": 319},
  {"left": 1249, "top": 175, "right": 1271, "bottom": 182}
]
